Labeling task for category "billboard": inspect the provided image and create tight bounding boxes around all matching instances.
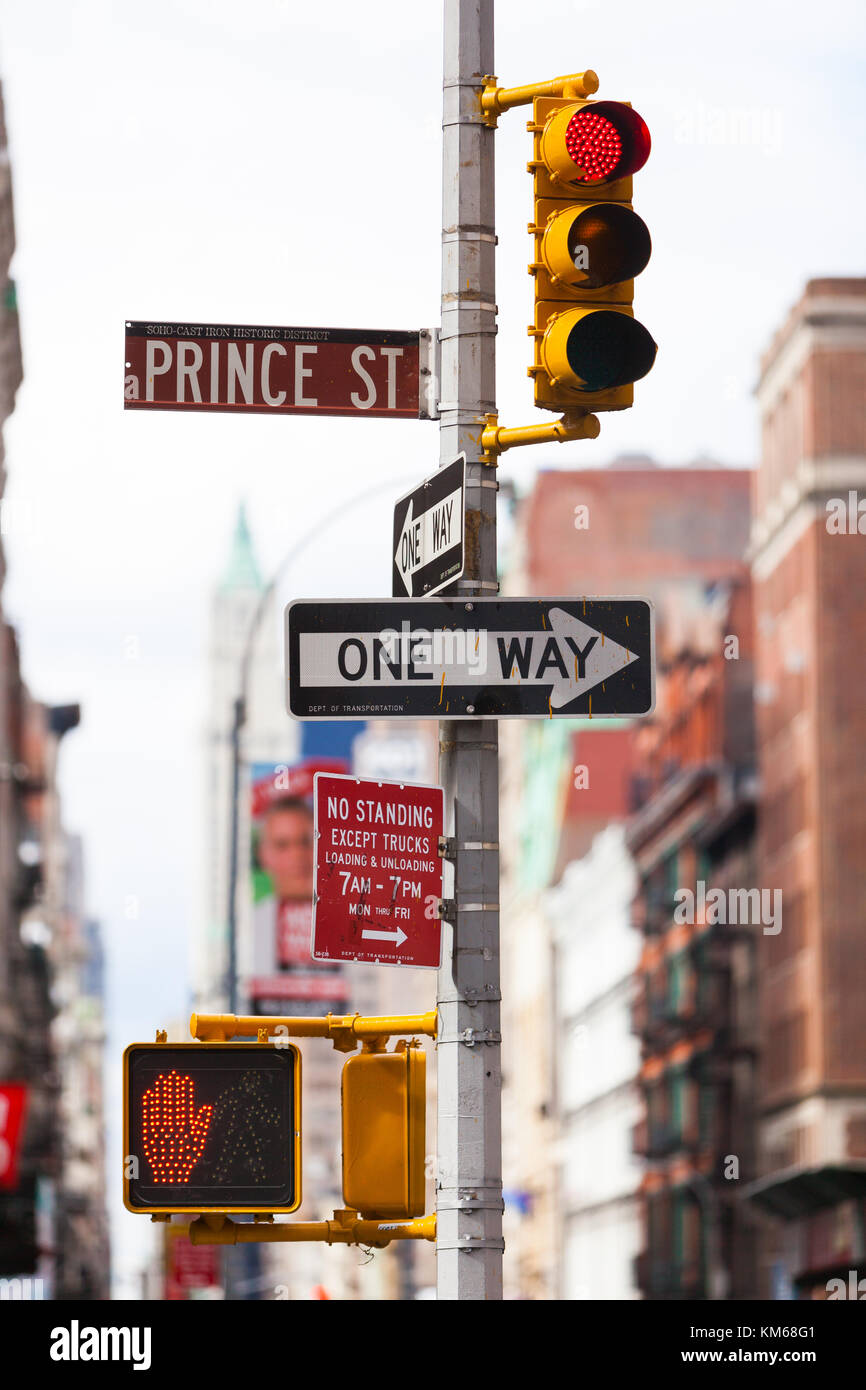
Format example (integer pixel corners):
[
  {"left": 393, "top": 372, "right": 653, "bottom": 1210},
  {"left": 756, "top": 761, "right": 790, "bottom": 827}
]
[{"left": 248, "top": 758, "right": 349, "bottom": 1015}]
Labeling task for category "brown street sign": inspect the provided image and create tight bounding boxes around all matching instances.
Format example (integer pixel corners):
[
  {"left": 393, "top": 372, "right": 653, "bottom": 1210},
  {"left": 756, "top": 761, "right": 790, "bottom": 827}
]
[{"left": 124, "top": 321, "right": 438, "bottom": 419}]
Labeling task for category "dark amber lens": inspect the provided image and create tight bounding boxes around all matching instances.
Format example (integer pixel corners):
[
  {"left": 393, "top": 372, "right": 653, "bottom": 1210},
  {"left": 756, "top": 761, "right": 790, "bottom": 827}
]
[{"left": 566, "top": 205, "right": 651, "bottom": 289}]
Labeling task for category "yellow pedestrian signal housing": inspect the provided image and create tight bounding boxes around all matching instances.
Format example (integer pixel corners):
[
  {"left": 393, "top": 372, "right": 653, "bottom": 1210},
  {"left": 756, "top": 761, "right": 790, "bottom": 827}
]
[
  {"left": 123, "top": 1042, "right": 301, "bottom": 1215},
  {"left": 341, "top": 1041, "right": 426, "bottom": 1219},
  {"left": 529, "top": 95, "right": 656, "bottom": 412}
]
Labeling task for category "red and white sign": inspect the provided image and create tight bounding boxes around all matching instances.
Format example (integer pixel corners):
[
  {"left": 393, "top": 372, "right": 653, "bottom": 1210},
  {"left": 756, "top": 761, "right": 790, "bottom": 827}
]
[
  {"left": 165, "top": 1226, "right": 221, "bottom": 1300},
  {"left": 248, "top": 971, "right": 349, "bottom": 1003},
  {"left": 277, "top": 900, "right": 314, "bottom": 968},
  {"left": 250, "top": 756, "right": 347, "bottom": 819},
  {"left": 124, "top": 322, "right": 432, "bottom": 419},
  {"left": 0, "top": 1083, "right": 28, "bottom": 1191},
  {"left": 313, "top": 773, "right": 444, "bottom": 969}
]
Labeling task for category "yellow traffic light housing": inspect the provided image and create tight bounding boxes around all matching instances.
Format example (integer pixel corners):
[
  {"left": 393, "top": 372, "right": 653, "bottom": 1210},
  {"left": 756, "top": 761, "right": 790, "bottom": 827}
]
[
  {"left": 123, "top": 1041, "right": 302, "bottom": 1215},
  {"left": 529, "top": 94, "right": 656, "bottom": 412},
  {"left": 341, "top": 1040, "right": 426, "bottom": 1220}
]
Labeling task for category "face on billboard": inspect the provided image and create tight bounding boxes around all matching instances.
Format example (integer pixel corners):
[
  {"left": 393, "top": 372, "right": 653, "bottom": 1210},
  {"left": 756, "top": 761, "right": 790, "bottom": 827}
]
[{"left": 257, "top": 800, "right": 314, "bottom": 901}]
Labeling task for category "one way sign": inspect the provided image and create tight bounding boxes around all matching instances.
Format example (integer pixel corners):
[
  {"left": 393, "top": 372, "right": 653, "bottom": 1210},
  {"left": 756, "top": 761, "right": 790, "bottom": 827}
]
[
  {"left": 286, "top": 597, "right": 655, "bottom": 719},
  {"left": 392, "top": 456, "right": 465, "bottom": 597}
]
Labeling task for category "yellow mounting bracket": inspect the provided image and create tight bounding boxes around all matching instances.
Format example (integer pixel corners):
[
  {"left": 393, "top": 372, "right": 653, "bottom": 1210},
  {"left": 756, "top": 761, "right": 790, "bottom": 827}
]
[
  {"left": 188, "top": 1210, "right": 436, "bottom": 1249},
  {"left": 480, "top": 411, "right": 600, "bottom": 464},
  {"left": 480, "top": 70, "right": 599, "bottom": 127},
  {"left": 189, "top": 1010, "right": 438, "bottom": 1054}
]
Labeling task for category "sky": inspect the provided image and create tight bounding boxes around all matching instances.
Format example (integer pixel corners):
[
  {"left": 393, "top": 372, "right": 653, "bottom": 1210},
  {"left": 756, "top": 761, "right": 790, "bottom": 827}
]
[{"left": 0, "top": 0, "right": 863, "bottom": 1295}]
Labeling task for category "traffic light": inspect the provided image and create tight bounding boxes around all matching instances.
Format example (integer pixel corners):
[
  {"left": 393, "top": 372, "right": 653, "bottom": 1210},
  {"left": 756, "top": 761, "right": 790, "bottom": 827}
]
[
  {"left": 529, "top": 94, "right": 656, "bottom": 412},
  {"left": 124, "top": 1042, "right": 301, "bottom": 1215},
  {"left": 341, "top": 1041, "right": 425, "bottom": 1219}
]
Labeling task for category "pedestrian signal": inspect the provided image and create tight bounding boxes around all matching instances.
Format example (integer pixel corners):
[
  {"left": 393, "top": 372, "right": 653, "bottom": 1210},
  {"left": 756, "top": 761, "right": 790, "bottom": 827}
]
[{"left": 123, "top": 1042, "right": 301, "bottom": 1215}]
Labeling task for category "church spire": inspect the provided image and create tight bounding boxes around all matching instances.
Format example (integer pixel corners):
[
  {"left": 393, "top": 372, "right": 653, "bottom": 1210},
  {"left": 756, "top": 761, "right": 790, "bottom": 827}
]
[{"left": 219, "top": 502, "right": 263, "bottom": 592}]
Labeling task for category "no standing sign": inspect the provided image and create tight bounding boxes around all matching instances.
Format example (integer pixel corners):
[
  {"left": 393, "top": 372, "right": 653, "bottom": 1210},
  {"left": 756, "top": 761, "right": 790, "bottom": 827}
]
[{"left": 312, "top": 773, "right": 445, "bottom": 969}]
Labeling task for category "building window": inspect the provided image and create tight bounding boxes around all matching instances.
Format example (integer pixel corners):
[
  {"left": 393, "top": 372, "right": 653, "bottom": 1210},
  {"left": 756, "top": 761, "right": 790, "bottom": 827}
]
[{"left": 663, "top": 851, "right": 680, "bottom": 907}]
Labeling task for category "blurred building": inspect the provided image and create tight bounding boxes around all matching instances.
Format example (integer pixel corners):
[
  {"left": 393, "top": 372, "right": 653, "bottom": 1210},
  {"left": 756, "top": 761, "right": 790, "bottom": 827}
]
[
  {"left": 197, "top": 511, "right": 440, "bottom": 1299},
  {"left": 198, "top": 507, "right": 343, "bottom": 1299},
  {"left": 546, "top": 823, "right": 642, "bottom": 1300},
  {"left": 0, "top": 81, "right": 52, "bottom": 1288},
  {"left": 627, "top": 578, "right": 761, "bottom": 1299},
  {"left": 499, "top": 461, "right": 752, "bottom": 1299},
  {"left": 197, "top": 503, "right": 289, "bottom": 1014},
  {"left": 0, "top": 664, "right": 59, "bottom": 1288},
  {"left": 0, "top": 82, "right": 25, "bottom": 1186},
  {"left": 746, "top": 279, "right": 866, "bottom": 1297},
  {"left": 0, "top": 78, "right": 107, "bottom": 1299},
  {"left": 19, "top": 711, "right": 110, "bottom": 1300}
]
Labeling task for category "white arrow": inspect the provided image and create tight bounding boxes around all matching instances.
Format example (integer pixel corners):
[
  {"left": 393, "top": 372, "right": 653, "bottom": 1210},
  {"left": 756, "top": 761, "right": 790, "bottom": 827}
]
[
  {"left": 395, "top": 486, "right": 463, "bottom": 596},
  {"left": 362, "top": 925, "right": 409, "bottom": 948}
]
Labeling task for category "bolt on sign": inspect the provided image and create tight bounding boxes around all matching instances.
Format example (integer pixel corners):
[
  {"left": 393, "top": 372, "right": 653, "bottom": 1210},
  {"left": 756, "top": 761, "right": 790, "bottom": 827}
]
[
  {"left": 286, "top": 597, "right": 655, "bottom": 719},
  {"left": 124, "top": 322, "right": 438, "bottom": 418},
  {"left": 313, "top": 773, "right": 445, "bottom": 969},
  {"left": 123, "top": 1043, "right": 301, "bottom": 1215}
]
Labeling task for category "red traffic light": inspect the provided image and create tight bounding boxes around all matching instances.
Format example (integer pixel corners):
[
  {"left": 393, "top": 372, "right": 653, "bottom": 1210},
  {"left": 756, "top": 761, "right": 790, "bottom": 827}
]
[
  {"left": 564, "top": 108, "right": 623, "bottom": 182},
  {"left": 542, "top": 100, "right": 651, "bottom": 188}
]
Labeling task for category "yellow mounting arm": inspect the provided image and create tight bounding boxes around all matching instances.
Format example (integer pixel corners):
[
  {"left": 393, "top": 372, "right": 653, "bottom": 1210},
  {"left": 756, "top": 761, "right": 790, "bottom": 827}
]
[
  {"left": 480, "top": 70, "right": 599, "bottom": 126},
  {"left": 190, "top": 1010, "right": 437, "bottom": 1053},
  {"left": 189, "top": 1210, "right": 436, "bottom": 1248},
  {"left": 480, "top": 411, "right": 600, "bottom": 464}
]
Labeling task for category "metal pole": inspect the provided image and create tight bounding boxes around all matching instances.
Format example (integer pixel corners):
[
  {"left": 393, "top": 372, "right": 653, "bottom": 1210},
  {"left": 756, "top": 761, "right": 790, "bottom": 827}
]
[
  {"left": 437, "top": 0, "right": 502, "bottom": 1299},
  {"left": 226, "top": 695, "right": 244, "bottom": 1014}
]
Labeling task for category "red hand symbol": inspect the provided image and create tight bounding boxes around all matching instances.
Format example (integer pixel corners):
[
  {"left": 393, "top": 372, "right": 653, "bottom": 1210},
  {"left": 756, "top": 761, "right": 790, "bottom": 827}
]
[{"left": 141, "top": 1070, "right": 213, "bottom": 1184}]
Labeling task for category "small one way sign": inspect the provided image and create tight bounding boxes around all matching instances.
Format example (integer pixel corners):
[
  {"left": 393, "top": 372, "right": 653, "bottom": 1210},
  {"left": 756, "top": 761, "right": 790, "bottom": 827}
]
[
  {"left": 286, "top": 597, "right": 655, "bottom": 719},
  {"left": 392, "top": 456, "right": 465, "bottom": 597}
]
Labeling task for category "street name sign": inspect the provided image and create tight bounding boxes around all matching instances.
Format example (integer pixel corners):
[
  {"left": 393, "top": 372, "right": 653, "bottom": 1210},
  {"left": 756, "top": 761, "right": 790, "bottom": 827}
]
[
  {"left": 124, "top": 321, "right": 438, "bottom": 418},
  {"left": 312, "top": 773, "right": 444, "bottom": 968},
  {"left": 392, "top": 455, "right": 465, "bottom": 597},
  {"left": 286, "top": 597, "right": 655, "bottom": 720}
]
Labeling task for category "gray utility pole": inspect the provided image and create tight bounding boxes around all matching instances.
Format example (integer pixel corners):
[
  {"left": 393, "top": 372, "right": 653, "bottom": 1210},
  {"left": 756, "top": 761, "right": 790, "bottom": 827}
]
[{"left": 436, "top": 0, "right": 503, "bottom": 1299}]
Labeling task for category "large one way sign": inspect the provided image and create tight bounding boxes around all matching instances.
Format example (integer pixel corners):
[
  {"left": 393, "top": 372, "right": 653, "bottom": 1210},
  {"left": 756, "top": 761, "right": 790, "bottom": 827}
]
[
  {"left": 393, "top": 456, "right": 465, "bottom": 597},
  {"left": 286, "top": 597, "right": 655, "bottom": 719}
]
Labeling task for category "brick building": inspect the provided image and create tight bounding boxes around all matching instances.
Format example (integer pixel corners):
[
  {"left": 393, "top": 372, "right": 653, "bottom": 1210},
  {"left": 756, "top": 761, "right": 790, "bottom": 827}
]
[
  {"left": 0, "top": 77, "right": 47, "bottom": 1283},
  {"left": 499, "top": 461, "right": 752, "bottom": 1298},
  {"left": 627, "top": 578, "right": 761, "bottom": 1299},
  {"left": 746, "top": 279, "right": 866, "bottom": 1296}
]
